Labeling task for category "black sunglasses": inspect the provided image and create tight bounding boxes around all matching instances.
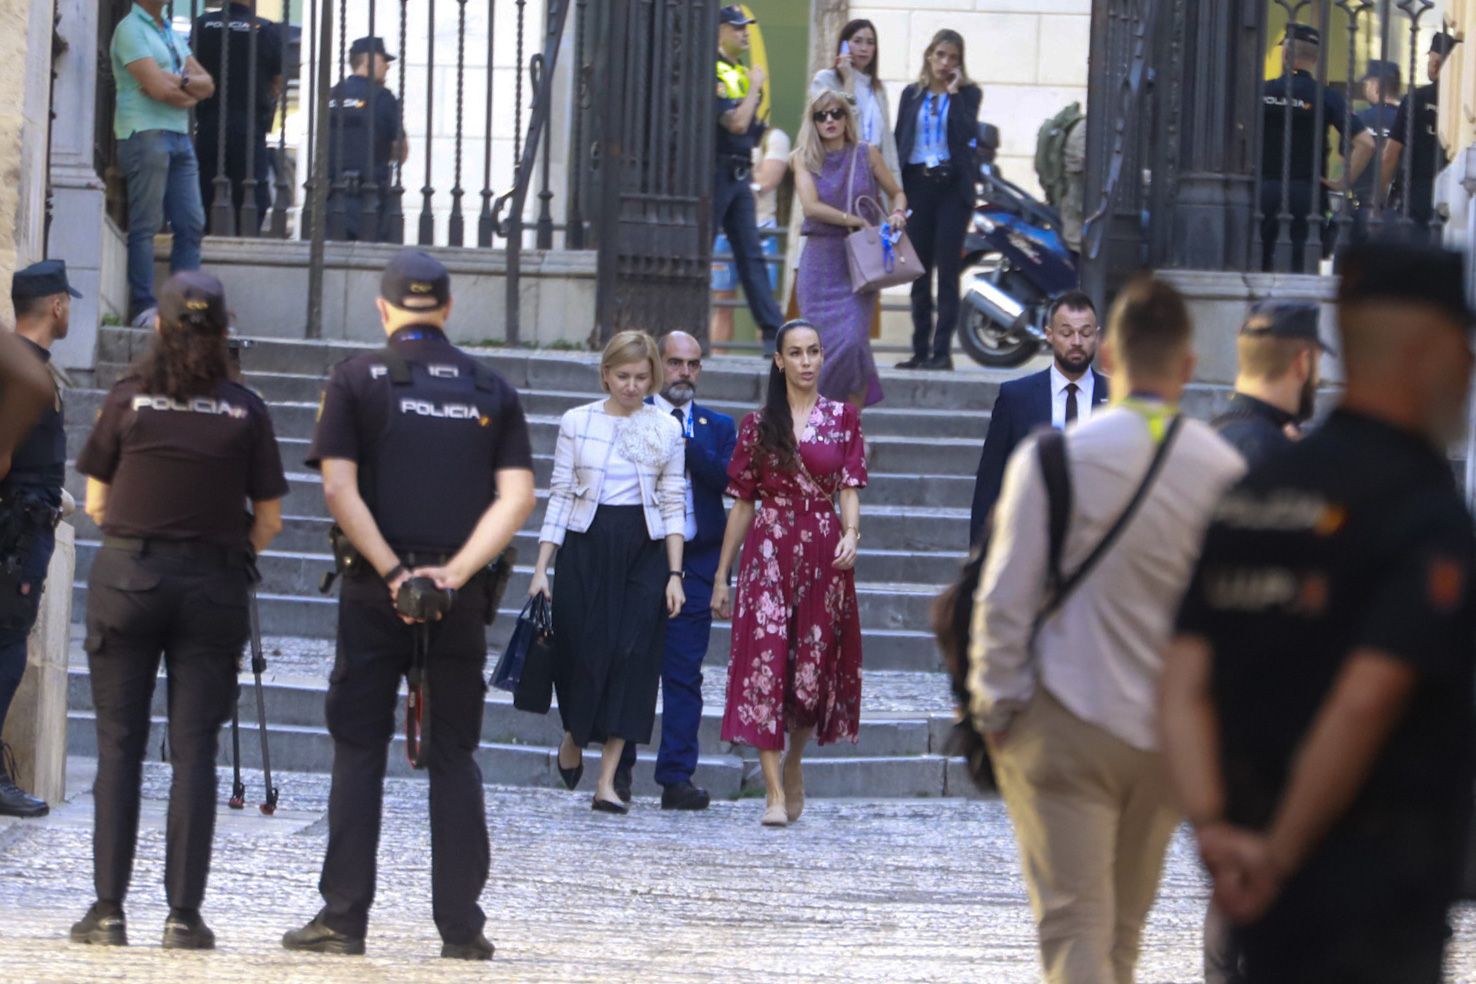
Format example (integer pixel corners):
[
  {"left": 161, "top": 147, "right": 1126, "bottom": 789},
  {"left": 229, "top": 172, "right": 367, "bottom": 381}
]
[{"left": 812, "top": 107, "right": 847, "bottom": 123}]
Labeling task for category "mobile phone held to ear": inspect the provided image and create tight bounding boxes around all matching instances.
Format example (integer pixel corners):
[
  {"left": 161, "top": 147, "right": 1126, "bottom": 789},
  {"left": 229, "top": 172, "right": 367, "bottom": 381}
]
[{"left": 840, "top": 39, "right": 850, "bottom": 57}]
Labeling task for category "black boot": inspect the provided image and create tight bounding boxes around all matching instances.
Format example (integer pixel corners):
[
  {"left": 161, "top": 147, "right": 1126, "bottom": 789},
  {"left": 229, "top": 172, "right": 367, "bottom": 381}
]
[
  {"left": 162, "top": 908, "right": 215, "bottom": 950},
  {"left": 660, "top": 780, "right": 711, "bottom": 811},
  {"left": 282, "top": 916, "right": 366, "bottom": 956},
  {"left": 441, "top": 933, "right": 495, "bottom": 960},
  {"left": 0, "top": 744, "right": 48, "bottom": 818},
  {"left": 70, "top": 902, "right": 127, "bottom": 946}
]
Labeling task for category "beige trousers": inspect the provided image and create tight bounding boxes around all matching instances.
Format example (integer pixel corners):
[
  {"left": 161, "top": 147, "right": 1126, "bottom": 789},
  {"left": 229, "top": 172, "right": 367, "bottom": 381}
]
[{"left": 991, "top": 688, "right": 1180, "bottom": 984}]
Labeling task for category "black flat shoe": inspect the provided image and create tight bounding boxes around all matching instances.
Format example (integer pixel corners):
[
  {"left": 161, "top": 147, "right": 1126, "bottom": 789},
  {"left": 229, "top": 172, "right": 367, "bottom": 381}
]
[
  {"left": 921, "top": 354, "right": 954, "bottom": 371},
  {"left": 660, "top": 780, "right": 711, "bottom": 811},
  {"left": 0, "top": 774, "right": 48, "bottom": 818},
  {"left": 70, "top": 903, "right": 126, "bottom": 946},
  {"left": 442, "top": 933, "right": 495, "bottom": 960},
  {"left": 557, "top": 748, "right": 584, "bottom": 791},
  {"left": 281, "top": 917, "right": 366, "bottom": 956},
  {"left": 895, "top": 356, "right": 925, "bottom": 370},
  {"left": 613, "top": 762, "right": 633, "bottom": 804},
  {"left": 591, "top": 795, "right": 629, "bottom": 815},
  {"left": 162, "top": 908, "right": 215, "bottom": 950}
]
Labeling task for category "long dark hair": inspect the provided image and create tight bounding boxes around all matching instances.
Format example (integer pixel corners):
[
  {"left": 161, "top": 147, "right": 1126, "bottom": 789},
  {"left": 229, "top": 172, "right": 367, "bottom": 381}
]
[
  {"left": 756, "top": 320, "right": 820, "bottom": 470},
  {"left": 135, "top": 309, "right": 232, "bottom": 401},
  {"left": 837, "top": 19, "right": 883, "bottom": 92}
]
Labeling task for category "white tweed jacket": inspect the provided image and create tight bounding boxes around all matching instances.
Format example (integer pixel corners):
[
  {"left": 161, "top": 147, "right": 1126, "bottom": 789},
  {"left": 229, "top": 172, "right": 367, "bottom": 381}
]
[{"left": 539, "top": 400, "right": 686, "bottom": 547}]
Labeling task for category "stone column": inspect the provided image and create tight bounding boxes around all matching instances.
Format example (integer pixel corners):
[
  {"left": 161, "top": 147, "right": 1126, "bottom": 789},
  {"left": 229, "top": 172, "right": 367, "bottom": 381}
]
[
  {"left": 49, "top": 0, "right": 127, "bottom": 373},
  {"left": 1, "top": 522, "right": 74, "bottom": 805},
  {"left": 0, "top": 0, "right": 58, "bottom": 316}
]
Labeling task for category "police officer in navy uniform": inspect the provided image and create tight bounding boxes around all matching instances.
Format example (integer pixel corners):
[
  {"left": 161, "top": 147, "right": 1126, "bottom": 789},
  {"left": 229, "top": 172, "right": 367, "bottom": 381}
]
[
  {"left": 282, "top": 250, "right": 535, "bottom": 961},
  {"left": 1379, "top": 32, "right": 1460, "bottom": 239},
  {"left": 327, "top": 36, "right": 406, "bottom": 243},
  {"left": 1212, "top": 301, "right": 1328, "bottom": 469},
  {"left": 1164, "top": 240, "right": 1476, "bottom": 984},
  {"left": 191, "top": 1, "right": 283, "bottom": 232},
  {"left": 0, "top": 260, "right": 80, "bottom": 819},
  {"left": 1259, "top": 24, "right": 1374, "bottom": 271},
  {"left": 70, "top": 271, "right": 288, "bottom": 949},
  {"left": 715, "top": 5, "right": 784, "bottom": 355}
]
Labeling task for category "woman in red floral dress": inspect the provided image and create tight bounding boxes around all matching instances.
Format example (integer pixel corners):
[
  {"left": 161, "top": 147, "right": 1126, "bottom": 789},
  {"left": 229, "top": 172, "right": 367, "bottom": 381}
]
[{"left": 712, "top": 320, "right": 867, "bottom": 827}]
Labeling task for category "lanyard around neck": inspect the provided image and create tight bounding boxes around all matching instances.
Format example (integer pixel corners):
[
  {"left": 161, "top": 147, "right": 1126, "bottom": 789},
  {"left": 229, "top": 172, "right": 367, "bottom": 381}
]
[
  {"left": 1118, "top": 396, "right": 1178, "bottom": 443},
  {"left": 925, "top": 93, "right": 949, "bottom": 152},
  {"left": 142, "top": 9, "right": 183, "bottom": 73}
]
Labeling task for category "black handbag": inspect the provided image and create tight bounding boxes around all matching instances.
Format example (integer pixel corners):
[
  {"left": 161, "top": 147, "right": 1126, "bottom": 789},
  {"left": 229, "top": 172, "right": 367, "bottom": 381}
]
[{"left": 494, "top": 595, "right": 555, "bottom": 714}]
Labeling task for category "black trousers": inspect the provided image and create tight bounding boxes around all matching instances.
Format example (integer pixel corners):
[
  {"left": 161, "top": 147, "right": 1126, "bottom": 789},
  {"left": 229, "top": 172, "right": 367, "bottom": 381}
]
[
  {"left": 902, "top": 166, "right": 971, "bottom": 359},
  {"left": 713, "top": 165, "right": 783, "bottom": 341},
  {"left": 195, "top": 122, "right": 272, "bottom": 235},
  {"left": 83, "top": 544, "right": 249, "bottom": 910},
  {"left": 326, "top": 183, "right": 394, "bottom": 243},
  {"left": 317, "top": 573, "right": 492, "bottom": 944},
  {"left": 1258, "top": 180, "right": 1322, "bottom": 273}
]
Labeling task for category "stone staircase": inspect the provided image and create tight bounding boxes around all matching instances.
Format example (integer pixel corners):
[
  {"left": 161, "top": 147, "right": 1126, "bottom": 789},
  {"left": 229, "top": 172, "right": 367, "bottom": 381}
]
[{"left": 59, "top": 326, "right": 1238, "bottom": 801}]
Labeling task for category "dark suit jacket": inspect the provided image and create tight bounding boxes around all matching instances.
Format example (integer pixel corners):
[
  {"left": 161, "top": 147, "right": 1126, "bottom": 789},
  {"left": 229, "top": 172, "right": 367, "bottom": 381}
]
[
  {"left": 968, "top": 367, "right": 1109, "bottom": 544},
  {"left": 660, "top": 399, "right": 737, "bottom": 583},
  {"left": 894, "top": 82, "right": 983, "bottom": 197}
]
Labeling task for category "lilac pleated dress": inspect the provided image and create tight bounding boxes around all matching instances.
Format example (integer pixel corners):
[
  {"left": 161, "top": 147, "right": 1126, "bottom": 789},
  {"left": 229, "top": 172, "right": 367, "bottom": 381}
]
[{"left": 797, "top": 143, "right": 884, "bottom": 407}]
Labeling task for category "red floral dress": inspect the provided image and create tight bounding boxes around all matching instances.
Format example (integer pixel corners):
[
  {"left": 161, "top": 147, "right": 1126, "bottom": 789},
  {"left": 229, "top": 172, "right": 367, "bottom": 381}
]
[{"left": 720, "top": 398, "right": 868, "bottom": 750}]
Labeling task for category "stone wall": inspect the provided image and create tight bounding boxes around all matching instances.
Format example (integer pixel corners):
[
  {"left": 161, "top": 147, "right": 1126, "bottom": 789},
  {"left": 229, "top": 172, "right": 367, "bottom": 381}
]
[
  {"left": 847, "top": 0, "right": 1091, "bottom": 196},
  {"left": 0, "top": 0, "right": 57, "bottom": 319}
]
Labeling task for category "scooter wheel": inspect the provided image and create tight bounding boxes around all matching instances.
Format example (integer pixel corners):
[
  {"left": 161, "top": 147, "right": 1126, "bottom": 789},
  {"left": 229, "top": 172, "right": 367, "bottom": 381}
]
[{"left": 958, "top": 304, "right": 1037, "bottom": 368}]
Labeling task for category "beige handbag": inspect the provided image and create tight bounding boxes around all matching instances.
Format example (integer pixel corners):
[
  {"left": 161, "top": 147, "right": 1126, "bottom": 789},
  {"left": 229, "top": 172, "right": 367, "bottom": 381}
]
[{"left": 842, "top": 145, "right": 923, "bottom": 294}]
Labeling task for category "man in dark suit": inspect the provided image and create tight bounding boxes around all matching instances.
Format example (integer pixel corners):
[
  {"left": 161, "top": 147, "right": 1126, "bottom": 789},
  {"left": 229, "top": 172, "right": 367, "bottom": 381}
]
[
  {"left": 616, "top": 331, "right": 737, "bottom": 809},
  {"left": 969, "top": 290, "right": 1107, "bottom": 544}
]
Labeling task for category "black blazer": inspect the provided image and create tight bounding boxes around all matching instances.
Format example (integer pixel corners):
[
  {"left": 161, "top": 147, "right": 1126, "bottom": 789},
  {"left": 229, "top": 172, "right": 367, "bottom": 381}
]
[
  {"left": 894, "top": 82, "right": 982, "bottom": 195},
  {"left": 968, "top": 367, "right": 1110, "bottom": 545}
]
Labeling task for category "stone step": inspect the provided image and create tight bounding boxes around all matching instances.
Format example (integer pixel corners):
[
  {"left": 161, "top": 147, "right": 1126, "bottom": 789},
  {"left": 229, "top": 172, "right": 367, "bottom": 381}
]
[
  {"left": 64, "top": 667, "right": 952, "bottom": 763},
  {"left": 67, "top": 581, "right": 949, "bottom": 670}
]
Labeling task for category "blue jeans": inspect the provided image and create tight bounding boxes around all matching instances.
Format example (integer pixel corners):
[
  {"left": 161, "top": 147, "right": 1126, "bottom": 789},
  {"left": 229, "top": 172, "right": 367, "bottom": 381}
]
[
  {"left": 0, "top": 525, "right": 55, "bottom": 736},
  {"left": 118, "top": 130, "right": 206, "bottom": 316}
]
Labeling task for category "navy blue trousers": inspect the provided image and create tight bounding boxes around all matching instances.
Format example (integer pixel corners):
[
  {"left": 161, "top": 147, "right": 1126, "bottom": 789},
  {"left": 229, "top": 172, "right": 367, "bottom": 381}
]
[
  {"left": 0, "top": 525, "right": 54, "bottom": 736},
  {"left": 713, "top": 169, "right": 783, "bottom": 340},
  {"left": 621, "top": 573, "right": 712, "bottom": 787}
]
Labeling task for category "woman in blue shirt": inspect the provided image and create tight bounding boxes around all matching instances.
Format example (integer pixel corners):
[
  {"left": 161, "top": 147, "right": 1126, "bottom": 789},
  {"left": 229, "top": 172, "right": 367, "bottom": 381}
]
[{"left": 893, "top": 30, "right": 982, "bottom": 371}]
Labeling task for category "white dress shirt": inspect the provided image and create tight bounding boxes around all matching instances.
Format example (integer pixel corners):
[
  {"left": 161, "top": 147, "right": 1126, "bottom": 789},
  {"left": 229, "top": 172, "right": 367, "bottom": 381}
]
[
  {"left": 651, "top": 393, "right": 698, "bottom": 542},
  {"left": 1049, "top": 364, "right": 1096, "bottom": 430},
  {"left": 966, "top": 404, "right": 1245, "bottom": 751}
]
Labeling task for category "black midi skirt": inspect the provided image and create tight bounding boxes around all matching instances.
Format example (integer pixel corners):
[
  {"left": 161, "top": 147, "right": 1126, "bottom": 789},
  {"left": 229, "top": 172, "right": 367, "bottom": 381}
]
[{"left": 551, "top": 504, "right": 667, "bottom": 746}]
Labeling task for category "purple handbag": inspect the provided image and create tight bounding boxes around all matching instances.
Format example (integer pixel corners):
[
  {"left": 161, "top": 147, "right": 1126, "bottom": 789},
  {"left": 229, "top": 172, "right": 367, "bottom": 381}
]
[{"left": 842, "top": 145, "right": 923, "bottom": 293}]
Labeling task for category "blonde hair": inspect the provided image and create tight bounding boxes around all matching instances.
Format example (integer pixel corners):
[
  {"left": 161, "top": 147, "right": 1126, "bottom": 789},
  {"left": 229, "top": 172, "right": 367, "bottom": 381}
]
[
  {"left": 1237, "top": 334, "right": 1312, "bottom": 381},
  {"left": 599, "top": 330, "right": 661, "bottom": 394},
  {"left": 916, "top": 29, "right": 973, "bottom": 89},
  {"left": 794, "top": 88, "right": 861, "bottom": 176}
]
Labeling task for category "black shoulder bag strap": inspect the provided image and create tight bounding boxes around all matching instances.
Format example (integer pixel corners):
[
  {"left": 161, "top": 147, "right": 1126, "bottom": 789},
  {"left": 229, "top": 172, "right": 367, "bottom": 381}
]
[{"left": 1036, "top": 414, "right": 1185, "bottom": 627}]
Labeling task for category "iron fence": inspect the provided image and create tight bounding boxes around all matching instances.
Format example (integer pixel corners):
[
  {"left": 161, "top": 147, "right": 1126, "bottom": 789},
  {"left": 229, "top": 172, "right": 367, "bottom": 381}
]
[{"left": 1083, "top": 0, "right": 1452, "bottom": 293}]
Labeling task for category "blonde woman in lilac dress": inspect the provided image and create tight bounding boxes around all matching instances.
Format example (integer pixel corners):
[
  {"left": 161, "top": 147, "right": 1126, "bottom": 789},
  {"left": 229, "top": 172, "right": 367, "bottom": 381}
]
[{"left": 793, "top": 87, "right": 907, "bottom": 413}]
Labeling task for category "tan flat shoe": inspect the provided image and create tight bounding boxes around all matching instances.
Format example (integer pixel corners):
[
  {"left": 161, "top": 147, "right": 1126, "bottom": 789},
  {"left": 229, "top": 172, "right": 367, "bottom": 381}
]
[
  {"left": 783, "top": 758, "right": 804, "bottom": 822},
  {"left": 761, "top": 803, "right": 788, "bottom": 827}
]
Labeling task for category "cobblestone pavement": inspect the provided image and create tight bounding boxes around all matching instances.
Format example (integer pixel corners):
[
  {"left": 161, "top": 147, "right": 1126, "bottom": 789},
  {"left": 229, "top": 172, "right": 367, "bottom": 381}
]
[{"left": 1, "top": 760, "right": 1472, "bottom": 983}]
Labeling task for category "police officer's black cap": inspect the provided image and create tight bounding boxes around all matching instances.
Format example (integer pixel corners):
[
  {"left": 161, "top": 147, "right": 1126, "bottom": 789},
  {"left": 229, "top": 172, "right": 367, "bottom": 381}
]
[
  {"left": 1240, "top": 300, "right": 1334, "bottom": 355},
  {"left": 12, "top": 259, "right": 82, "bottom": 302},
  {"left": 350, "top": 36, "right": 396, "bottom": 61},
  {"left": 156, "top": 270, "right": 228, "bottom": 329},
  {"left": 1284, "top": 23, "right": 1320, "bottom": 46},
  {"left": 719, "top": 5, "right": 755, "bottom": 26},
  {"left": 1358, "top": 59, "right": 1401, "bottom": 85},
  {"left": 381, "top": 249, "right": 451, "bottom": 311},
  {"left": 1431, "top": 32, "right": 1461, "bottom": 57},
  {"left": 1338, "top": 241, "right": 1475, "bottom": 329}
]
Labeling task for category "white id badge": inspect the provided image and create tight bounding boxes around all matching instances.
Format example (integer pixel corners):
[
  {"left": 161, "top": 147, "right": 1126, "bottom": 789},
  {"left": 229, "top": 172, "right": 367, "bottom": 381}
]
[{"left": 925, "top": 154, "right": 940, "bottom": 169}]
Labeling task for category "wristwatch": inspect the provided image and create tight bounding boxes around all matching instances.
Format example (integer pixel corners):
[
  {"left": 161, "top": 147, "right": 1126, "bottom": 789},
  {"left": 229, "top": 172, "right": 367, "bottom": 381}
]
[{"left": 668, "top": 570, "right": 685, "bottom": 581}]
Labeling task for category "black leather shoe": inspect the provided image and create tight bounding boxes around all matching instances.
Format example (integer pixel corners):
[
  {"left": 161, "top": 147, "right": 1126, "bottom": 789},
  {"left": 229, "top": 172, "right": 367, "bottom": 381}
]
[
  {"left": 660, "top": 780, "right": 711, "bottom": 811},
  {"left": 441, "top": 933, "right": 495, "bottom": 960},
  {"left": 613, "top": 762, "right": 633, "bottom": 804},
  {"left": 162, "top": 908, "right": 215, "bottom": 950},
  {"left": 921, "top": 354, "right": 954, "bottom": 371},
  {"left": 895, "top": 356, "right": 925, "bottom": 370},
  {"left": 0, "top": 774, "right": 48, "bottom": 818},
  {"left": 591, "top": 795, "right": 629, "bottom": 815},
  {"left": 281, "top": 917, "right": 366, "bottom": 956},
  {"left": 70, "top": 903, "right": 126, "bottom": 946}
]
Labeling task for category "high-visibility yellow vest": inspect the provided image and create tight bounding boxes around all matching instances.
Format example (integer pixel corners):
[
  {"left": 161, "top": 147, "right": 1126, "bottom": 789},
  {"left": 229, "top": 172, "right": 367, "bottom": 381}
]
[{"left": 716, "top": 58, "right": 749, "bottom": 100}]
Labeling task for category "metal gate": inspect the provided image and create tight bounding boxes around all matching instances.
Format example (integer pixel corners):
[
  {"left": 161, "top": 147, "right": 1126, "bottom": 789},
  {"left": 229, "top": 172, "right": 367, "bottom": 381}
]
[{"left": 573, "top": 0, "right": 717, "bottom": 346}]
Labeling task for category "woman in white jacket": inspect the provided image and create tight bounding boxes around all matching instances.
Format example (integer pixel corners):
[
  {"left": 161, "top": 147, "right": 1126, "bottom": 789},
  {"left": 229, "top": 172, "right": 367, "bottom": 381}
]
[{"left": 529, "top": 331, "right": 686, "bottom": 814}]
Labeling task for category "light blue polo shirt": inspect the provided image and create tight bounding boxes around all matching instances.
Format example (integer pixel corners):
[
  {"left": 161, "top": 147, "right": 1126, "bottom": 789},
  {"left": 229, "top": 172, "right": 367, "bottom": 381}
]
[{"left": 111, "top": 3, "right": 192, "bottom": 139}]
